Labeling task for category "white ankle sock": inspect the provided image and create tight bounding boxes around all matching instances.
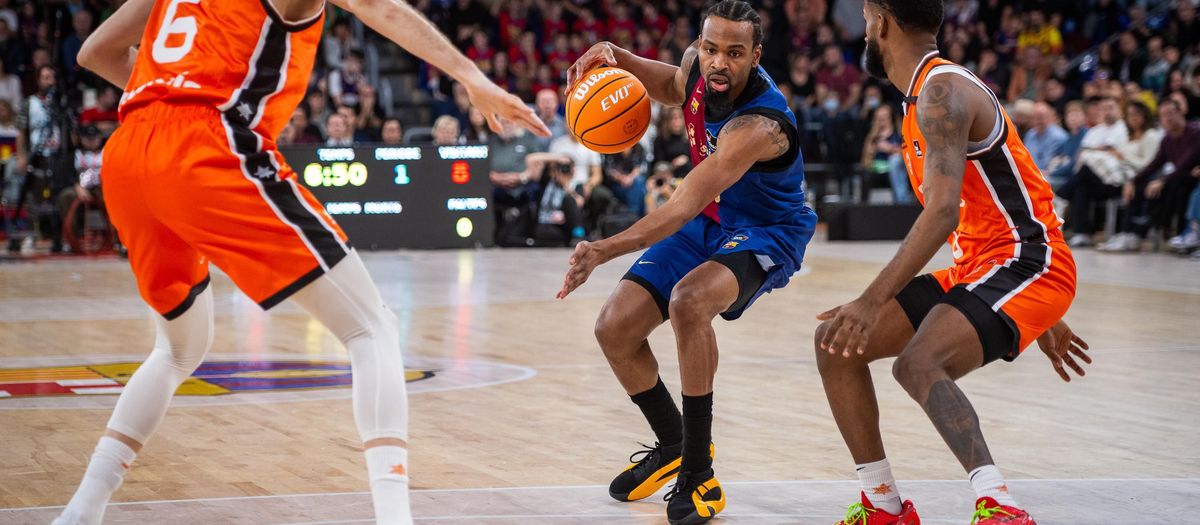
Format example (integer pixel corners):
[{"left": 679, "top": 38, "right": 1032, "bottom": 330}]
[
  {"left": 365, "top": 446, "right": 413, "bottom": 525},
  {"left": 969, "top": 465, "right": 1017, "bottom": 506},
  {"left": 856, "top": 458, "right": 902, "bottom": 514},
  {"left": 53, "top": 437, "right": 137, "bottom": 525}
]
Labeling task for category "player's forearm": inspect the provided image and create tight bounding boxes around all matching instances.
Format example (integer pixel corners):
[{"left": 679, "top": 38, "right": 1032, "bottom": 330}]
[
  {"left": 609, "top": 46, "right": 684, "bottom": 106},
  {"left": 861, "top": 204, "right": 958, "bottom": 304},
  {"left": 598, "top": 198, "right": 695, "bottom": 261},
  {"left": 78, "top": 0, "right": 153, "bottom": 88},
  {"left": 339, "top": 0, "right": 489, "bottom": 89}
]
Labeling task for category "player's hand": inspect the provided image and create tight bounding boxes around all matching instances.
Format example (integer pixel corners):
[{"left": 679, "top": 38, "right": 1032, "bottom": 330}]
[
  {"left": 464, "top": 79, "right": 551, "bottom": 138},
  {"left": 1036, "top": 320, "right": 1091, "bottom": 382},
  {"left": 565, "top": 42, "right": 618, "bottom": 92},
  {"left": 1122, "top": 182, "right": 1135, "bottom": 203},
  {"left": 817, "top": 295, "right": 883, "bottom": 358},
  {"left": 557, "top": 240, "right": 607, "bottom": 299},
  {"left": 1146, "top": 179, "right": 1165, "bottom": 199}
]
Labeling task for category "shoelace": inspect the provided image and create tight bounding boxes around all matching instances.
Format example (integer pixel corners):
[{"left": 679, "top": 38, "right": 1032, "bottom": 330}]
[
  {"left": 663, "top": 471, "right": 696, "bottom": 502},
  {"left": 841, "top": 502, "right": 875, "bottom": 525},
  {"left": 627, "top": 442, "right": 662, "bottom": 477},
  {"left": 970, "top": 501, "right": 1015, "bottom": 524}
]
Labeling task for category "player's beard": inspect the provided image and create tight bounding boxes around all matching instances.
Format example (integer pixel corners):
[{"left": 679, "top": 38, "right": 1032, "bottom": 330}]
[
  {"left": 704, "top": 74, "right": 738, "bottom": 116},
  {"left": 863, "top": 39, "right": 888, "bottom": 80}
]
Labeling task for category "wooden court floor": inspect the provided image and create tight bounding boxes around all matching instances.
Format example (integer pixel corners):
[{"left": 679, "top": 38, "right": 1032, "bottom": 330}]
[{"left": 0, "top": 237, "right": 1197, "bottom": 524}]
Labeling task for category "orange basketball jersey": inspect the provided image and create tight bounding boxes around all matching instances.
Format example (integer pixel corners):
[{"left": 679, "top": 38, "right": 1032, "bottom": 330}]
[
  {"left": 120, "top": 0, "right": 324, "bottom": 141},
  {"left": 900, "top": 52, "right": 1065, "bottom": 262}
]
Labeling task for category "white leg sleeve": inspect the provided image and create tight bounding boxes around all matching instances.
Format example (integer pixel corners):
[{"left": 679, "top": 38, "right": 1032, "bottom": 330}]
[
  {"left": 106, "top": 287, "right": 215, "bottom": 444},
  {"left": 290, "top": 251, "right": 409, "bottom": 443}
]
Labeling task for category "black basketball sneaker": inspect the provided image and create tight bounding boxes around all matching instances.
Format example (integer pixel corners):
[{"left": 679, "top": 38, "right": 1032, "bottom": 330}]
[
  {"left": 608, "top": 441, "right": 683, "bottom": 501},
  {"left": 664, "top": 468, "right": 725, "bottom": 525}
]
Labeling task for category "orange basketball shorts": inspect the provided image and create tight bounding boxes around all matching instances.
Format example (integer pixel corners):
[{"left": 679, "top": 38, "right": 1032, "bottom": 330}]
[
  {"left": 896, "top": 239, "right": 1076, "bottom": 364},
  {"left": 102, "top": 103, "right": 349, "bottom": 319}
]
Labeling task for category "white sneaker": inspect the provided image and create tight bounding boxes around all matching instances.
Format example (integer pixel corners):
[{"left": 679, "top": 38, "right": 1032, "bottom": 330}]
[
  {"left": 1168, "top": 230, "right": 1200, "bottom": 250},
  {"left": 1068, "top": 233, "right": 1093, "bottom": 247},
  {"left": 1099, "top": 233, "right": 1140, "bottom": 252}
]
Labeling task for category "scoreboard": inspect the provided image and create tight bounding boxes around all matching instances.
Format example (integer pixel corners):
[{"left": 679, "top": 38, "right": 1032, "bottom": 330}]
[{"left": 279, "top": 144, "right": 494, "bottom": 249}]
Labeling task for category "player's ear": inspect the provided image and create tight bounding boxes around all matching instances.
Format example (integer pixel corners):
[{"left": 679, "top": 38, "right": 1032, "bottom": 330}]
[
  {"left": 753, "top": 45, "right": 762, "bottom": 67},
  {"left": 877, "top": 11, "right": 890, "bottom": 40}
]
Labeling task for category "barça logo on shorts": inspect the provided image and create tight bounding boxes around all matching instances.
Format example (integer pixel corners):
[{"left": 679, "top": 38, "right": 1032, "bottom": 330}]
[
  {"left": 0, "top": 361, "right": 435, "bottom": 398},
  {"left": 722, "top": 241, "right": 739, "bottom": 249}
]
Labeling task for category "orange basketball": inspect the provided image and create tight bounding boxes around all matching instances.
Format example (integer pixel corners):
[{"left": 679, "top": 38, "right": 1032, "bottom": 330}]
[{"left": 565, "top": 67, "right": 651, "bottom": 154}]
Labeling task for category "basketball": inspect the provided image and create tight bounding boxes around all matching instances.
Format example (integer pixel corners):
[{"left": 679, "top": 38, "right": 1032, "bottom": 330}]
[{"left": 565, "top": 67, "right": 651, "bottom": 154}]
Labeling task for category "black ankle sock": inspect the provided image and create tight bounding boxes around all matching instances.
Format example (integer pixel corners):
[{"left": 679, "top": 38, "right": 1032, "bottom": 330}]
[
  {"left": 630, "top": 378, "right": 683, "bottom": 447},
  {"left": 680, "top": 392, "right": 713, "bottom": 473}
]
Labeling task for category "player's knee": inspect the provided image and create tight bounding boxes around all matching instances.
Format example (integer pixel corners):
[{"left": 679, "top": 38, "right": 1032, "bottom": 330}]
[
  {"left": 892, "top": 352, "right": 939, "bottom": 396},
  {"left": 667, "top": 285, "right": 718, "bottom": 326},
  {"left": 594, "top": 306, "right": 628, "bottom": 354},
  {"left": 813, "top": 322, "right": 832, "bottom": 370}
]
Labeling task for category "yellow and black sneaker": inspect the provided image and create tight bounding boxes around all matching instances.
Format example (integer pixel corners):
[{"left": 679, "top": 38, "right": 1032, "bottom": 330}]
[
  {"left": 664, "top": 468, "right": 725, "bottom": 525},
  {"left": 609, "top": 442, "right": 683, "bottom": 502}
]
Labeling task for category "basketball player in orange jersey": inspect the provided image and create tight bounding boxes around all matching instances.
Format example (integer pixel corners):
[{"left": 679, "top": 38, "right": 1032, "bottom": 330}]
[
  {"left": 815, "top": 2, "right": 1092, "bottom": 525},
  {"left": 52, "top": 1, "right": 548, "bottom": 524}
]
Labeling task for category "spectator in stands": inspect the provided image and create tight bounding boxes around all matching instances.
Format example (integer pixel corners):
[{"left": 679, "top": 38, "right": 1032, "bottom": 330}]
[
  {"left": 0, "top": 55, "right": 18, "bottom": 109},
  {"left": 463, "top": 106, "right": 491, "bottom": 143},
  {"left": 1167, "top": 171, "right": 1200, "bottom": 253},
  {"left": 0, "top": 99, "right": 16, "bottom": 233},
  {"left": 289, "top": 106, "right": 323, "bottom": 144},
  {"left": 466, "top": 31, "right": 493, "bottom": 70},
  {"left": 644, "top": 161, "right": 676, "bottom": 214},
  {"left": 355, "top": 84, "right": 385, "bottom": 140},
  {"left": 1046, "top": 101, "right": 1090, "bottom": 188},
  {"left": 432, "top": 115, "right": 461, "bottom": 145},
  {"left": 1007, "top": 47, "right": 1048, "bottom": 102},
  {"left": 815, "top": 45, "right": 862, "bottom": 111},
  {"left": 1025, "top": 102, "right": 1069, "bottom": 173},
  {"left": 10, "top": 65, "right": 66, "bottom": 252},
  {"left": 1115, "top": 32, "right": 1148, "bottom": 86},
  {"left": 1017, "top": 10, "right": 1062, "bottom": 55},
  {"left": 601, "top": 142, "right": 648, "bottom": 217},
  {"left": 324, "top": 113, "right": 354, "bottom": 147},
  {"left": 1060, "top": 100, "right": 1158, "bottom": 247},
  {"left": 1041, "top": 77, "right": 1070, "bottom": 115},
  {"left": 322, "top": 18, "right": 354, "bottom": 71},
  {"left": 1103, "top": 100, "right": 1200, "bottom": 252},
  {"left": 329, "top": 48, "right": 367, "bottom": 108},
  {"left": 380, "top": 118, "right": 404, "bottom": 145},
  {"left": 1143, "top": 37, "right": 1171, "bottom": 93},
  {"left": 277, "top": 122, "right": 298, "bottom": 146},
  {"left": 305, "top": 91, "right": 331, "bottom": 137},
  {"left": 56, "top": 124, "right": 104, "bottom": 243},
  {"left": 21, "top": 47, "right": 51, "bottom": 97},
  {"left": 653, "top": 107, "right": 690, "bottom": 180},
  {"left": 60, "top": 9, "right": 92, "bottom": 85},
  {"left": 547, "top": 125, "right": 601, "bottom": 193},
  {"left": 513, "top": 152, "right": 586, "bottom": 246},
  {"left": 860, "top": 104, "right": 911, "bottom": 204},
  {"left": 489, "top": 120, "right": 543, "bottom": 244},
  {"left": 532, "top": 64, "right": 559, "bottom": 97},
  {"left": 532, "top": 89, "right": 565, "bottom": 148},
  {"left": 546, "top": 33, "right": 574, "bottom": 73},
  {"left": 787, "top": 53, "right": 817, "bottom": 111},
  {"left": 79, "top": 85, "right": 119, "bottom": 137}
]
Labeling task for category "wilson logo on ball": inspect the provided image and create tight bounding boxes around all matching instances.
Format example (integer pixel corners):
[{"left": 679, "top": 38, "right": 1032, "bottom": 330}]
[{"left": 566, "top": 66, "right": 651, "bottom": 154}]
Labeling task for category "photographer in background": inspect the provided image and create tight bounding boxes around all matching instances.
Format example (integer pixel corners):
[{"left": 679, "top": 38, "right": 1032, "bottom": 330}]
[
  {"left": 494, "top": 152, "right": 585, "bottom": 247},
  {"left": 10, "top": 65, "right": 69, "bottom": 253},
  {"left": 644, "top": 161, "right": 676, "bottom": 214}
]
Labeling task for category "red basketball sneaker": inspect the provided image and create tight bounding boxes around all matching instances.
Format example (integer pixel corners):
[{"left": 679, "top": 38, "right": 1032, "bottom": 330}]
[
  {"left": 970, "top": 497, "right": 1037, "bottom": 524},
  {"left": 835, "top": 492, "right": 921, "bottom": 525}
]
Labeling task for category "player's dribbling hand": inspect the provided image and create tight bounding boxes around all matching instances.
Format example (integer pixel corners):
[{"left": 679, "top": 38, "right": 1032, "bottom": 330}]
[
  {"left": 565, "top": 42, "right": 618, "bottom": 92},
  {"left": 1037, "top": 320, "right": 1091, "bottom": 382},
  {"left": 465, "top": 79, "right": 551, "bottom": 138},
  {"left": 557, "top": 240, "right": 606, "bottom": 299},
  {"left": 817, "top": 296, "right": 882, "bottom": 358}
]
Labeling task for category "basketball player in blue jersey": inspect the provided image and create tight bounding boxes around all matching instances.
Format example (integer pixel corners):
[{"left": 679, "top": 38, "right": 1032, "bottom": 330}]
[{"left": 559, "top": 2, "right": 816, "bottom": 523}]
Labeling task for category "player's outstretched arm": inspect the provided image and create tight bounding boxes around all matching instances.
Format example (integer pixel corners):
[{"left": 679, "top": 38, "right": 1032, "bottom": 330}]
[
  {"left": 566, "top": 41, "right": 697, "bottom": 107},
  {"left": 330, "top": 0, "right": 549, "bottom": 137},
  {"left": 819, "top": 74, "right": 977, "bottom": 357},
  {"left": 557, "top": 114, "right": 789, "bottom": 299},
  {"left": 77, "top": 0, "right": 155, "bottom": 87}
]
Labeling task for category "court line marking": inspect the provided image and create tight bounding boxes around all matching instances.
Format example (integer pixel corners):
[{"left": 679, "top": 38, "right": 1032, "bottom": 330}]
[{"left": 5, "top": 477, "right": 1197, "bottom": 512}]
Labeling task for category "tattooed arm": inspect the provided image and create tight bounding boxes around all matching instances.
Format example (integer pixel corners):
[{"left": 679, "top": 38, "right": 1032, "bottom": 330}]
[
  {"left": 819, "top": 74, "right": 984, "bottom": 356},
  {"left": 557, "top": 115, "right": 789, "bottom": 298}
]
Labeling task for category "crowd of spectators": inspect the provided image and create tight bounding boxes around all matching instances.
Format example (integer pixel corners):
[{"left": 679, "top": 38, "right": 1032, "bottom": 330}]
[{"left": 1, "top": 0, "right": 1198, "bottom": 257}]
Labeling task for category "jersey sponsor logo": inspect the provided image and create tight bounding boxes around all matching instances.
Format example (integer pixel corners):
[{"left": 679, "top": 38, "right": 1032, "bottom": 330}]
[
  {"left": 0, "top": 360, "right": 434, "bottom": 399},
  {"left": 912, "top": 139, "right": 924, "bottom": 158}
]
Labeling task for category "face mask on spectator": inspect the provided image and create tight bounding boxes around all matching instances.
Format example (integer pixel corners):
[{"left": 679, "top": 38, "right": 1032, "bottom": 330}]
[{"left": 823, "top": 98, "right": 839, "bottom": 113}]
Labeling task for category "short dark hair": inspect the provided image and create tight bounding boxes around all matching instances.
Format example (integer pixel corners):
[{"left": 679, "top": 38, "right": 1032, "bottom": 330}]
[
  {"left": 703, "top": 0, "right": 763, "bottom": 48},
  {"left": 867, "top": 0, "right": 944, "bottom": 34},
  {"left": 1160, "top": 98, "right": 1183, "bottom": 113}
]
